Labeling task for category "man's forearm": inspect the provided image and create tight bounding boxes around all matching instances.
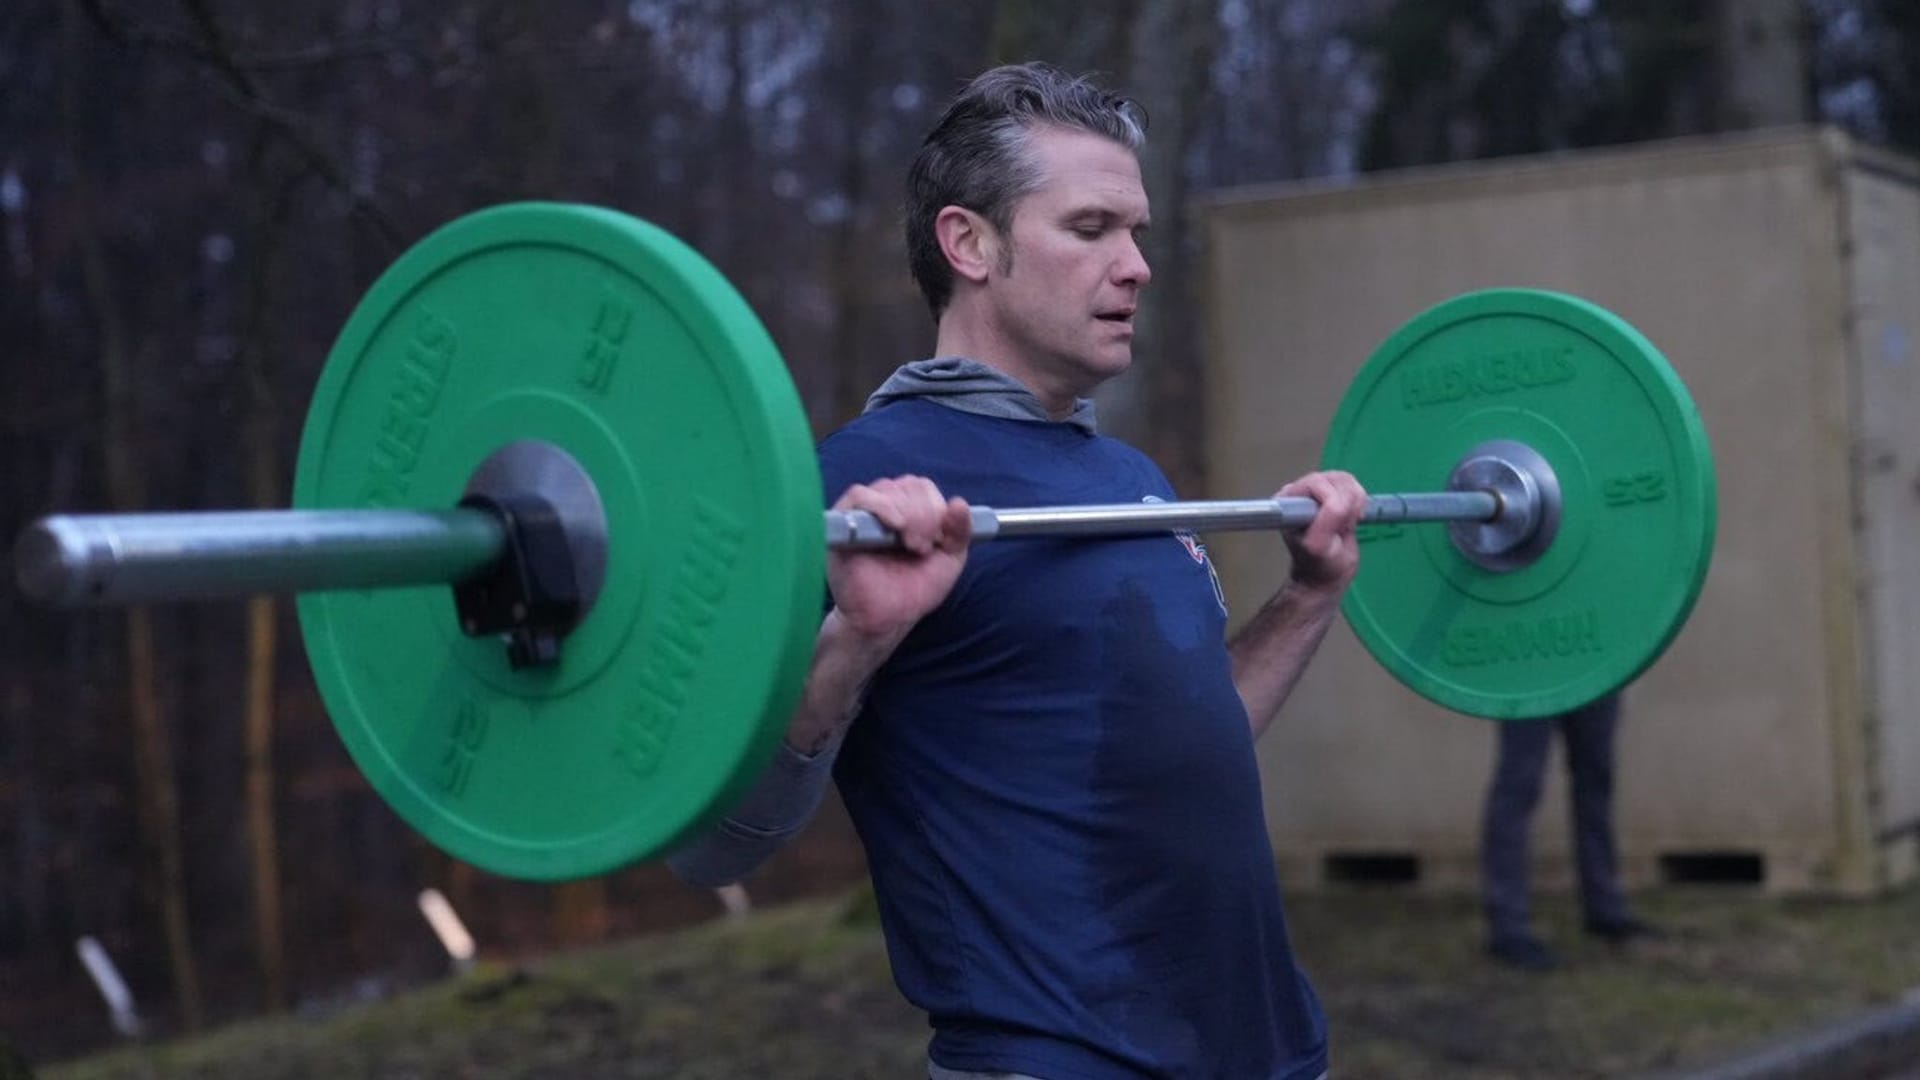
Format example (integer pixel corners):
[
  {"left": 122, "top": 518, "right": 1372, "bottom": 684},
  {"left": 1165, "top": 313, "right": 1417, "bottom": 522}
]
[
  {"left": 786, "top": 608, "right": 911, "bottom": 754},
  {"left": 1228, "top": 580, "right": 1345, "bottom": 740}
]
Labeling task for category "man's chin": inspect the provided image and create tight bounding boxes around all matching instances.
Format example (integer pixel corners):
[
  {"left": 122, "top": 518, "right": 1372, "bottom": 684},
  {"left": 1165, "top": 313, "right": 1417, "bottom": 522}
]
[{"left": 1056, "top": 351, "right": 1132, "bottom": 394}]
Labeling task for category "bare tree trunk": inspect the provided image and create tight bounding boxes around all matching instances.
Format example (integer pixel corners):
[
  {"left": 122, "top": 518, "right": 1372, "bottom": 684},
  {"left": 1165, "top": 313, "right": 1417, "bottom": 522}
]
[
  {"left": 826, "top": 0, "right": 882, "bottom": 422},
  {"left": 1117, "top": 0, "right": 1219, "bottom": 496},
  {"left": 990, "top": 0, "right": 1035, "bottom": 63},
  {"left": 239, "top": 161, "right": 301, "bottom": 1013},
  {"left": 125, "top": 615, "right": 200, "bottom": 1032},
  {"left": 711, "top": 0, "right": 754, "bottom": 277},
  {"left": 550, "top": 880, "right": 611, "bottom": 946},
  {"left": 1715, "top": 0, "right": 1811, "bottom": 128},
  {"left": 62, "top": 3, "right": 202, "bottom": 1033},
  {"left": 446, "top": 858, "right": 478, "bottom": 915},
  {"left": 242, "top": 593, "right": 284, "bottom": 1006}
]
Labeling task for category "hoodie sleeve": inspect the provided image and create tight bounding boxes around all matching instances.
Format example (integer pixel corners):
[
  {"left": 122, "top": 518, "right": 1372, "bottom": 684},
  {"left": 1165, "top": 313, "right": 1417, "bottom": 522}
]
[{"left": 663, "top": 737, "right": 843, "bottom": 887}]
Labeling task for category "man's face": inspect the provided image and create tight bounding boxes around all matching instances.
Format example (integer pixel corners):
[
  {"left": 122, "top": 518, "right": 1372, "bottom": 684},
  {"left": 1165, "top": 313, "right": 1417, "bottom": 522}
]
[{"left": 987, "top": 126, "right": 1151, "bottom": 401}]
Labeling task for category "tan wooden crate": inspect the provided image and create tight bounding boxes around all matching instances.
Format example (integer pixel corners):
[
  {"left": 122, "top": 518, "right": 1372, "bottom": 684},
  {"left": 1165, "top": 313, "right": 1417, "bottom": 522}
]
[{"left": 1201, "top": 128, "right": 1920, "bottom": 895}]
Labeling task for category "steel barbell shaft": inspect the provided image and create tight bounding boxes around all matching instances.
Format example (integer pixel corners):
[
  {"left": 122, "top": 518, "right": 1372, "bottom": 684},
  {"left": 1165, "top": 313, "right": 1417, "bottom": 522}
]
[
  {"left": 16, "top": 490, "right": 1503, "bottom": 608},
  {"left": 825, "top": 491, "right": 1501, "bottom": 548}
]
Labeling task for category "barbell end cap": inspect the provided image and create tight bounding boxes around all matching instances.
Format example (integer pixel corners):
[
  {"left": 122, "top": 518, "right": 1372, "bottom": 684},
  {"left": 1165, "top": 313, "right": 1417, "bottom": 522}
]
[
  {"left": 967, "top": 506, "right": 1000, "bottom": 542},
  {"left": 13, "top": 517, "right": 112, "bottom": 608},
  {"left": 1485, "top": 488, "right": 1509, "bottom": 523}
]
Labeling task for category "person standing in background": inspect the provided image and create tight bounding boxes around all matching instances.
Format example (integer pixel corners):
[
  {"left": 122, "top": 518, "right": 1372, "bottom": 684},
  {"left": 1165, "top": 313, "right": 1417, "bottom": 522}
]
[{"left": 1481, "top": 691, "right": 1664, "bottom": 971}]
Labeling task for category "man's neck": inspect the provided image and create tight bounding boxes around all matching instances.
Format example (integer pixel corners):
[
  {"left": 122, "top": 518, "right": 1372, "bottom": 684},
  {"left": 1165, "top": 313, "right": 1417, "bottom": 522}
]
[{"left": 933, "top": 315, "right": 1077, "bottom": 419}]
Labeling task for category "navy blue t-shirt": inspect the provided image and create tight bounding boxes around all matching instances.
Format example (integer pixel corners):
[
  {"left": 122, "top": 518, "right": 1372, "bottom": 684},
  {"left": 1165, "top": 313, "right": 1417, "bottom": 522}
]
[{"left": 821, "top": 400, "right": 1328, "bottom": 1080}]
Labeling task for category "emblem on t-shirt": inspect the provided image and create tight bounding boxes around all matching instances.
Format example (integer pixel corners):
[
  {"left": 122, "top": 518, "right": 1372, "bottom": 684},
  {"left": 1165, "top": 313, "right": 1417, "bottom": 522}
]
[{"left": 1143, "top": 496, "right": 1229, "bottom": 616}]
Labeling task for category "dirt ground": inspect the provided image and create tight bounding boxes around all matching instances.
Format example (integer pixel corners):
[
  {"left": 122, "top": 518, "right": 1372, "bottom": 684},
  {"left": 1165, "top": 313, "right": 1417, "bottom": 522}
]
[{"left": 31, "top": 880, "right": 1920, "bottom": 1079}]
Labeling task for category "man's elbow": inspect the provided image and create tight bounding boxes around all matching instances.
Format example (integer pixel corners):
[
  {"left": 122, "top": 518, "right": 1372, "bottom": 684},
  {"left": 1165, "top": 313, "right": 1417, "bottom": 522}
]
[{"left": 664, "top": 819, "right": 796, "bottom": 889}]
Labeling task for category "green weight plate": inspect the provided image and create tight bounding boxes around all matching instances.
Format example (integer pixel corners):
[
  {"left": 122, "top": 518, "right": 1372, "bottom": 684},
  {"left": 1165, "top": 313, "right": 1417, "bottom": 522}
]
[
  {"left": 1322, "top": 289, "right": 1715, "bottom": 720},
  {"left": 292, "top": 203, "right": 823, "bottom": 880}
]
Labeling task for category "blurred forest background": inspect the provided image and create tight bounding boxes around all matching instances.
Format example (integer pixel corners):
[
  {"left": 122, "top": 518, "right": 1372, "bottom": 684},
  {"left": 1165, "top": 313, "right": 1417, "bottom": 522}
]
[{"left": 2, "top": 0, "right": 1917, "bottom": 1065}]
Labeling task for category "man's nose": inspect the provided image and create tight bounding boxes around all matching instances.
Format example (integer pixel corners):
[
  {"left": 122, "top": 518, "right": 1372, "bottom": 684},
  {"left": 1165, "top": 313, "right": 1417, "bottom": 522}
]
[{"left": 1114, "top": 237, "right": 1151, "bottom": 287}]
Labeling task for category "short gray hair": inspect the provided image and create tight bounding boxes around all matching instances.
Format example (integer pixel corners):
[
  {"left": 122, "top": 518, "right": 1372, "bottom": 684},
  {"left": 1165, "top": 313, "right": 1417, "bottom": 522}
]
[{"left": 905, "top": 63, "right": 1148, "bottom": 318}]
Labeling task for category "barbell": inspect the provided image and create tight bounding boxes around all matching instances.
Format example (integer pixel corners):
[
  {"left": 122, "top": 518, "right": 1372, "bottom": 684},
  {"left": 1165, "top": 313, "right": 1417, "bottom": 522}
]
[{"left": 11, "top": 203, "right": 1717, "bottom": 881}]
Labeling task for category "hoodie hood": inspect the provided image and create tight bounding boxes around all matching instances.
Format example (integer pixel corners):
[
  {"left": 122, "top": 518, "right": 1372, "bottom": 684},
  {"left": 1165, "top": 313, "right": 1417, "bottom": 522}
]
[{"left": 862, "top": 356, "right": 1098, "bottom": 435}]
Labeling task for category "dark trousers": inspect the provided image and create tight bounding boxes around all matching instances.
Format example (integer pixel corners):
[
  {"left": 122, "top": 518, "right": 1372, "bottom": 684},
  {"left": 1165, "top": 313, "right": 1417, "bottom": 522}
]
[{"left": 1480, "top": 692, "right": 1629, "bottom": 941}]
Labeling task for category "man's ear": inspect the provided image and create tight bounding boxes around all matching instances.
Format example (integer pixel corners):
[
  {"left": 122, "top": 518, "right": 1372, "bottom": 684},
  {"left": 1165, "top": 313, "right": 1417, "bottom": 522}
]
[{"left": 934, "top": 206, "right": 998, "bottom": 285}]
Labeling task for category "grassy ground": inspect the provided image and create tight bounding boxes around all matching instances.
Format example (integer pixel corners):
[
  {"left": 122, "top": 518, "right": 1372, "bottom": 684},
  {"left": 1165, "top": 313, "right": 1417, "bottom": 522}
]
[{"left": 36, "top": 882, "right": 1920, "bottom": 1079}]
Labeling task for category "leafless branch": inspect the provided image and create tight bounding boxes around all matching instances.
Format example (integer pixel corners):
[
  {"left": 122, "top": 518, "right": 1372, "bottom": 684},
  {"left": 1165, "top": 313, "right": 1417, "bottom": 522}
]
[{"left": 74, "top": 0, "right": 405, "bottom": 249}]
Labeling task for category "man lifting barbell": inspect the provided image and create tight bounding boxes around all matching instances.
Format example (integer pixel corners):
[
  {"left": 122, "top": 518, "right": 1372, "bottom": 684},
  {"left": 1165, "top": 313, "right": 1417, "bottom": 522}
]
[{"left": 667, "top": 62, "right": 1355, "bottom": 1080}]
